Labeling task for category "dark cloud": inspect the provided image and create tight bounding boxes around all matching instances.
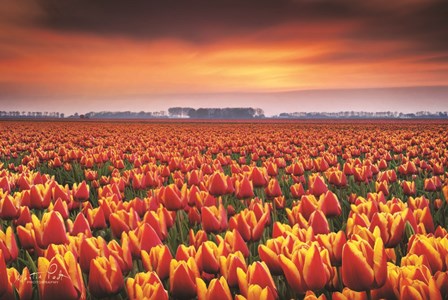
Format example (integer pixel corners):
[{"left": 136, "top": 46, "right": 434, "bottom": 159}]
[
  {"left": 28, "top": 0, "right": 448, "bottom": 62},
  {"left": 417, "top": 54, "right": 448, "bottom": 63},
  {"left": 352, "top": 2, "right": 448, "bottom": 53},
  {"left": 31, "top": 1, "right": 444, "bottom": 40}
]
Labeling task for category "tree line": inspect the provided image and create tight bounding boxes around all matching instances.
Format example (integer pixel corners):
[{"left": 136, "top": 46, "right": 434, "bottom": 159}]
[
  {"left": 276, "top": 111, "right": 448, "bottom": 119},
  {"left": 0, "top": 111, "right": 64, "bottom": 118},
  {"left": 1, "top": 109, "right": 447, "bottom": 119}
]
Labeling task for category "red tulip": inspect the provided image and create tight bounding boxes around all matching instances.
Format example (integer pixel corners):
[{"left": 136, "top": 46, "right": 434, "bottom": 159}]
[
  {"left": 401, "top": 181, "right": 416, "bottom": 196},
  {"left": 87, "top": 206, "right": 107, "bottom": 229},
  {"left": 128, "top": 223, "right": 163, "bottom": 258},
  {"left": 250, "top": 167, "right": 268, "bottom": 187},
  {"left": 309, "top": 210, "right": 330, "bottom": 234},
  {"left": 196, "top": 241, "right": 220, "bottom": 274},
  {"left": 235, "top": 176, "right": 255, "bottom": 199},
  {"left": 0, "top": 250, "right": 8, "bottom": 296},
  {"left": 109, "top": 208, "right": 140, "bottom": 237},
  {"left": 309, "top": 175, "right": 328, "bottom": 197},
  {"left": 342, "top": 237, "right": 387, "bottom": 292},
  {"left": 315, "top": 231, "right": 347, "bottom": 266},
  {"left": 0, "top": 227, "right": 18, "bottom": 263},
  {"left": 108, "top": 237, "right": 133, "bottom": 273},
  {"left": 38, "top": 252, "right": 86, "bottom": 300},
  {"left": 126, "top": 271, "right": 168, "bottom": 300},
  {"left": 285, "top": 161, "right": 305, "bottom": 176},
  {"left": 258, "top": 237, "right": 285, "bottom": 275},
  {"left": 89, "top": 255, "right": 124, "bottom": 298},
  {"left": 265, "top": 178, "right": 282, "bottom": 198},
  {"left": 290, "top": 183, "right": 305, "bottom": 198},
  {"left": 219, "top": 251, "right": 247, "bottom": 287},
  {"left": 219, "top": 229, "right": 250, "bottom": 258},
  {"left": 406, "top": 234, "right": 446, "bottom": 274},
  {"left": 318, "top": 191, "right": 342, "bottom": 218},
  {"left": 208, "top": 172, "right": 229, "bottom": 196},
  {"left": 169, "top": 257, "right": 200, "bottom": 299},
  {"left": 2, "top": 267, "right": 33, "bottom": 300},
  {"left": 70, "top": 212, "right": 92, "bottom": 236},
  {"left": 196, "top": 276, "right": 232, "bottom": 300},
  {"left": 279, "top": 244, "right": 332, "bottom": 295},
  {"left": 0, "top": 194, "right": 19, "bottom": 219},
  {"left": 369, "top": 212, "right": 404, "bottom": 248},
  {"left": 237, "top": 261, "right": 277, "bottom": 299},
  {"left": 73, "top": 181, "right": 90, "bottom": 201},
  {"left": 160, "top": 184, "right": 187, "bottom": 211},
  {"left": 141, "top": 244, "right": 172, "bottom": 280},
  {"left": 189, "top": 229, "right": 208, "bottom": 249},
  {"left": 29, "top": 184, "right": 52, "bottom": 209},
  {"left": 37, "top": 211, "right": 68, "bottom": 248},
  {"left": 201, "top": 203, "right": 228, "bottom": 233},
  {"left": 229, "top": 209, "right": 269, "bottom": 242},
  {"left": 79, "top": 236, "right": 110, "bottom": 273},
  {"left": 235, "top": 285, "right": 277, "bottom": 300}
]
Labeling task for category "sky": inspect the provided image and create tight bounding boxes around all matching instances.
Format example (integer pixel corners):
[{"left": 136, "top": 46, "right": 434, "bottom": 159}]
[{"left": 1, "top": 0, "right": 448, "bottom": 116}]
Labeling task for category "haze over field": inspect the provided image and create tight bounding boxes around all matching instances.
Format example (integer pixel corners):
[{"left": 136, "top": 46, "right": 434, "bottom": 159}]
[{"left": 1, "top": 0, "right": 448, "bottom": 116}]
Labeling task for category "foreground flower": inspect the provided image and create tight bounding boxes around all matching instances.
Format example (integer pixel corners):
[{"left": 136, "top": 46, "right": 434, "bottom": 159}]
[
  {"left": 369, "top": 212, "right": 404, "bottom": 248},
  {"left": 141, "top": 244, "right": 173, "bottom": 280},
  {"left": 196, "top": 276, "right": 232, "bottom": 300},
  {"left": 196, "top": 241, "right": 220, "bottom": 274},
  {"left": 169, "top": 257, "right": 200, "bottom": 299},
  {"left": 341, "top": 237, "right": 387, "bottom": 292},
  {"left": 235, "top": 176, "right": 255, "bottom": 199},
  {"left": 219, "top": 251, "right": 247, "bottom": 287},
  {"left": 229, "top": 209, "right": 270, "bottom": 242},
  {"left": 237, "top": 261, "right": 277, "bottom": 299},
  {"left": 201, "top": 203, "right": 228, "bottom": 233},
  {"left": 73, "top": 181, "right": 90, "bottom": 201},
  {"left": 2, "top": 267, "right": 33, "bottom": 300},
  {"left": 0, "top": 194, "right": 19, "bottom": 219},
  {"left": 235, "top": 284, "right": 277, "bottom": 300},
  {"left": 315, "top": 231, "right": 347, "bottom": 266},
  {"left": 309, "top": 175, "right": 328, "bottom": 197},
  {"left": 126, "top": 271, "right": 168, "bottom": 300},
  {"left": 279, "top": 244, "right": 332, "bottom": 295},
  {"left": 89, "top": 255, "right": 124, "bottom": 298},
  {"left": 0, "top": 250, "right": 9, "bottom": 296},
  {"left": 318, "top": 191, "right": 342, "bottom": 218},
  {"left": 0, "top": 227, "right": 18, "bottom": 263},
  {"left": 38, "top": 251, "right": 86, "bottom": 300},
  {"left": 79, "top": 236, "right": 110, "bottom": 272}
]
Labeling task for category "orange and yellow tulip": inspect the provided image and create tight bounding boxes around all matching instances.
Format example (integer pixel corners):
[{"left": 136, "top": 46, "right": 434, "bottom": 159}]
[
  {"left": 89, "top": 255, "right": 124, "bottom": 298},
  {"left": 201, "top": 203, "right": 228, "bottom": 233},
  {"left": 279, "top": 244, "right": 332, "bottom": 295},
  {"left": 72, "top": 180, "right": 90, "bottom": 201},
  {"left": 169, "top": 257, "right": 200, "bottom": 299},
  {"left": 237, "top": 262, "right": 277, "bottom": 299},
  {"left": 38, "top": 251, "right": 86, "bottom": 300},
  {"left": 141, "top": 244, "right": 173, "bottom": 280},
  {"left": 341, "top": 236, "right": 387, "bottom": 292},
  {"left": 126, "top": 271, "right": 168, "bottom": 300},
  {"left": 196, "top": 276, "right": 232, "bottom": 300},
  {"left": 0, "top": 227, "right": 18, "bottom": 263}
]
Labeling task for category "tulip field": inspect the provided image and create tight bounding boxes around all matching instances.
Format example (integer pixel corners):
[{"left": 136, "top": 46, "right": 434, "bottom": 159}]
[{"left": 0, "top": 119, "right": 447, "bottom": 300}]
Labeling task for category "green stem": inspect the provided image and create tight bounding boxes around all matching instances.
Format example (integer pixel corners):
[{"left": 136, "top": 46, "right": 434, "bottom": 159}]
[
  {"left": 337, "top": 266, "right": 343, "bottom": 292},
  {"left": 329, "top": 217, "right": 334, "bottom": 232},
  {"left": 177, "top": 210, "right": 185, "bottom": 244},
  {"left": 366, "top": 289, "right": 372, "bottom": 300}
]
